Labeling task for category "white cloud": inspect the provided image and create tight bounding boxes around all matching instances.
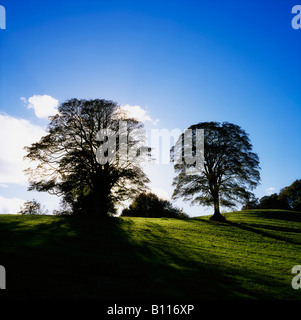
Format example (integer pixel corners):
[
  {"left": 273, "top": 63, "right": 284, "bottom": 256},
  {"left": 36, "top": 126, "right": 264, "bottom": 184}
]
[
  {"left": 0, "top": 195, "right": 25, "bottom": 214},
  {"left": 0, "top": 113, "right": 46, "bottom": 185},
  {"left": 117, "top": 104, "right": 159, "bottom": 125},
  {"left": 151, "top": 187, "right": 170, "bottom": 200},
  {"left": 24, "top": 95, "right": 59, "bottom": 119},
  {"left": 265, "top": 187, "right": 276, "bottom": 194}
]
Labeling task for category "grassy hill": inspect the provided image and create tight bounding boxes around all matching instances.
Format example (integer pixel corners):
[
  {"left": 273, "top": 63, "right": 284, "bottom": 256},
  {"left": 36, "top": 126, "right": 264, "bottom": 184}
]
[{"left": 0, "top": 209, "right": 301, "bottom": 300}]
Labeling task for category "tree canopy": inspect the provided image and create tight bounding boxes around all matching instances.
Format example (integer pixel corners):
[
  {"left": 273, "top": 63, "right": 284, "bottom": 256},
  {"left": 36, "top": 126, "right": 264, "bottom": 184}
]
[
  {"left": 18, "top": 199, "right": 46, "bottom": 215},
  {"left": 243, "top": 179, "right": 301, "bottom": 211},
  {"left": 172, "top": 121, "right": 261, "bottom": 221},
  {"left": 279, "top": 179, "right": 301, "bottom": 212},
  {"left": 24, "top": 98, "right": 150, "bottom": 217},
  {"left": 256, "top": 193, "right": 290, "bottom": 210},
  {"left": 121, "top": 192, "right": 188, "bottom": 218}
]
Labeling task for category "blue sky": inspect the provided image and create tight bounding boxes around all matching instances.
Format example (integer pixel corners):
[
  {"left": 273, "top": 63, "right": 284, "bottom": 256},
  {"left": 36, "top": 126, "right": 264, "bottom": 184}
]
[{"left": 0, "top": 0, "right": 301, "bottom": 216}]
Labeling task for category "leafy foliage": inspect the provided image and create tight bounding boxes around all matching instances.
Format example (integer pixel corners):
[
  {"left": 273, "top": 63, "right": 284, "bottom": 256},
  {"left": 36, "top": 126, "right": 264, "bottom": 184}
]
[
  {"left": 172, "top": 122, "right": 261, "bottom": 220},
  {"left": 24, "top": 98, "right": 150, "bottom": 217},
  {"left": 245, "top": 179, "right": 301, "bottom": 212},
  {"left": 18, "top": 199, "right": 46, "bottom": 215},
  {"left": 279, "top": 179, "right": 301, "bottom": 212},
  {"left": 121, "top": 192, "right": 188, "bottom": 218},
  {"left": 257, "top": 193, "right": 290, "bottom": 210}
]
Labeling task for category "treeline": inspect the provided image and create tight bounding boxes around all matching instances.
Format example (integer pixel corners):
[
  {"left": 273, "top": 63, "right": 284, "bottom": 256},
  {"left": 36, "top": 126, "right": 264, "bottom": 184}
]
[
  {"left": 20, "top": 192, "right": 189, "bottom": 218},
  {"left": 243, "top": 179, "right": 301, "bottom": 212}
]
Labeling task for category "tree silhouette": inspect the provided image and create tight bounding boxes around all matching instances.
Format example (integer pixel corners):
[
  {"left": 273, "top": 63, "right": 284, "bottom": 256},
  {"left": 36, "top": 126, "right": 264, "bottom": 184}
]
[
  {"left": 121, "top": 192, "right": 188, "bottom": 218},
  {"left": 172, "top": 122, "right": 261, "bottom": 221},
  {"left": 257, "top": 193, "right": 290, "bottom": 210},
  {"left": 18, "top": 199, "right": 45, "bottom": 215},
  {"left": 24, "top": 98, "right": 150, "bottom": 217},
  {"left": 279, "top": 179, "right": 301, "bottom": 211},
  {"left": 241, "top": 192, "right": 259, "bottom": 210}
]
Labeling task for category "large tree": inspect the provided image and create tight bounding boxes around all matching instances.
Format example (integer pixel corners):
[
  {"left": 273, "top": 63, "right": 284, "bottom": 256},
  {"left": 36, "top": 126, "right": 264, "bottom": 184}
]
[
  {"left": 24, "top": 98, "right": 150, "bottom": 217},
  {"left": 172, "top": 122, "right": 261, "bottom": 221}
]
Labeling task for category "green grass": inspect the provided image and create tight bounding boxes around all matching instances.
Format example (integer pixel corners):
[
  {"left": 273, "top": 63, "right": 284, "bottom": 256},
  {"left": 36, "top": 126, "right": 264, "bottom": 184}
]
[{"left": 0, "top": 209, "right": 301, "bottom": 300}]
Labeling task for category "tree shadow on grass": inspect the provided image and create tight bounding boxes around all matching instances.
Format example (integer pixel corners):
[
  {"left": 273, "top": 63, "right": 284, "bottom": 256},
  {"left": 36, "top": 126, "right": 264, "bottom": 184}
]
[
  {"left": 223, "top": 211, "right": 301, "bottom": 246},
  {"left": 1, "top": 215, "right": 298, "bottom": 300},
  {"left": 0, "top": 215, "right": 252, "bottom": 300},
  {"left": 191, "top": 211, "right": 301, "bottom": 246},
  {"left": 241, "top": 210, "right": 301, "bottom": 223},
  {"left": 225, "top": 220, "right": 301, "bottom": 246}
]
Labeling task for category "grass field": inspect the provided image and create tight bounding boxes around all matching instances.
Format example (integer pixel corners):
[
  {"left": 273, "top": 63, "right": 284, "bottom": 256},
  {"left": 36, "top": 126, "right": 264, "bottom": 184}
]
[{"left": 0, "top": 209, "right": 301, "bottom": 300}]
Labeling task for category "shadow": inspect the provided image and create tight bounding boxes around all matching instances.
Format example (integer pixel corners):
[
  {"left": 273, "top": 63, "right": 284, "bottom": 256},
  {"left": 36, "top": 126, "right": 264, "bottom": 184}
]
[
  {"left": 0, "top": 215, "right": 249, "bottom": 300},
  {"left": 189, "top": 211, "right": 301, "bottom": 245},
  {"left": 0, "top": 216, "right": 138, "bottom": 300},
  {"left": 223, "top": 210, "right": 301, "bottom": 246},
  {"left": 241, "top": 209, "right": 301, "bottom": 223},
  {"left": 224, "top": 220, "right": 301, "bottom": 246},
  {"left": 1, "top": 214, "right": 300, "bottom": 300}
]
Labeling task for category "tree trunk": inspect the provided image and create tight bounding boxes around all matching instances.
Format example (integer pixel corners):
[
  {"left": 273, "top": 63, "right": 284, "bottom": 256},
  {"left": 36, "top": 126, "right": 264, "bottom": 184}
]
[
  {"left": 93, "top": 187, "right": 110, "bottom": 218},
  {"left": 210, "top": 192, "right": 226, "bottom": 221}
]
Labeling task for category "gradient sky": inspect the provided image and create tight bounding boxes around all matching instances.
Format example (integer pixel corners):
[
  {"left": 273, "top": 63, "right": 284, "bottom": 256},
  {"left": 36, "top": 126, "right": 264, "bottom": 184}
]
[{"left": 0, "top": 0, "right": 301, "bottom": 216}]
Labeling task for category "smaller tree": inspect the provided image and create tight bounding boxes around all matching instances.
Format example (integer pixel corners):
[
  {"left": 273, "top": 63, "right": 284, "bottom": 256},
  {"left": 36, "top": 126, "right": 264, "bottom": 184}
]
[
  {"left": 121, "top": 192, "right": 188, "bottom": 218},
  {"left": 19, "top": 199, "right": 46, "bottom": 215},
  {"left": 257, "top": 193, "right": 290, "bottom": 210},
  {"left": 279, "top": 179, "right": 301, "bottom": 211},
  {"left": 241, "top": 192, "right": 259, "bottom": 210}
]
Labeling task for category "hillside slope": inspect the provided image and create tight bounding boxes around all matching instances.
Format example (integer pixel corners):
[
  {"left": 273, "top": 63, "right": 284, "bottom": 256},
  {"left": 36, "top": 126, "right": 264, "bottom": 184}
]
[{"left": 0, "top": 210, "right": 300, "bottom": 300}]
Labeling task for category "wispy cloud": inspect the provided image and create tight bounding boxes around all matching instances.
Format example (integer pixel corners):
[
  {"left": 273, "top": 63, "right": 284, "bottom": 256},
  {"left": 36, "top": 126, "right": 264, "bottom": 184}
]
[
  {"left": 117, "top": 104, "right": 159, "bottom": 125},
  {"left": 151, "top": 187, "right": 170, "bottom": 200},
  {"left": 22, "top": 95, "right": 59, "bottom": 119},
  {"left": 265, "top": 187, "right": 276, "bottom": 194}
]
